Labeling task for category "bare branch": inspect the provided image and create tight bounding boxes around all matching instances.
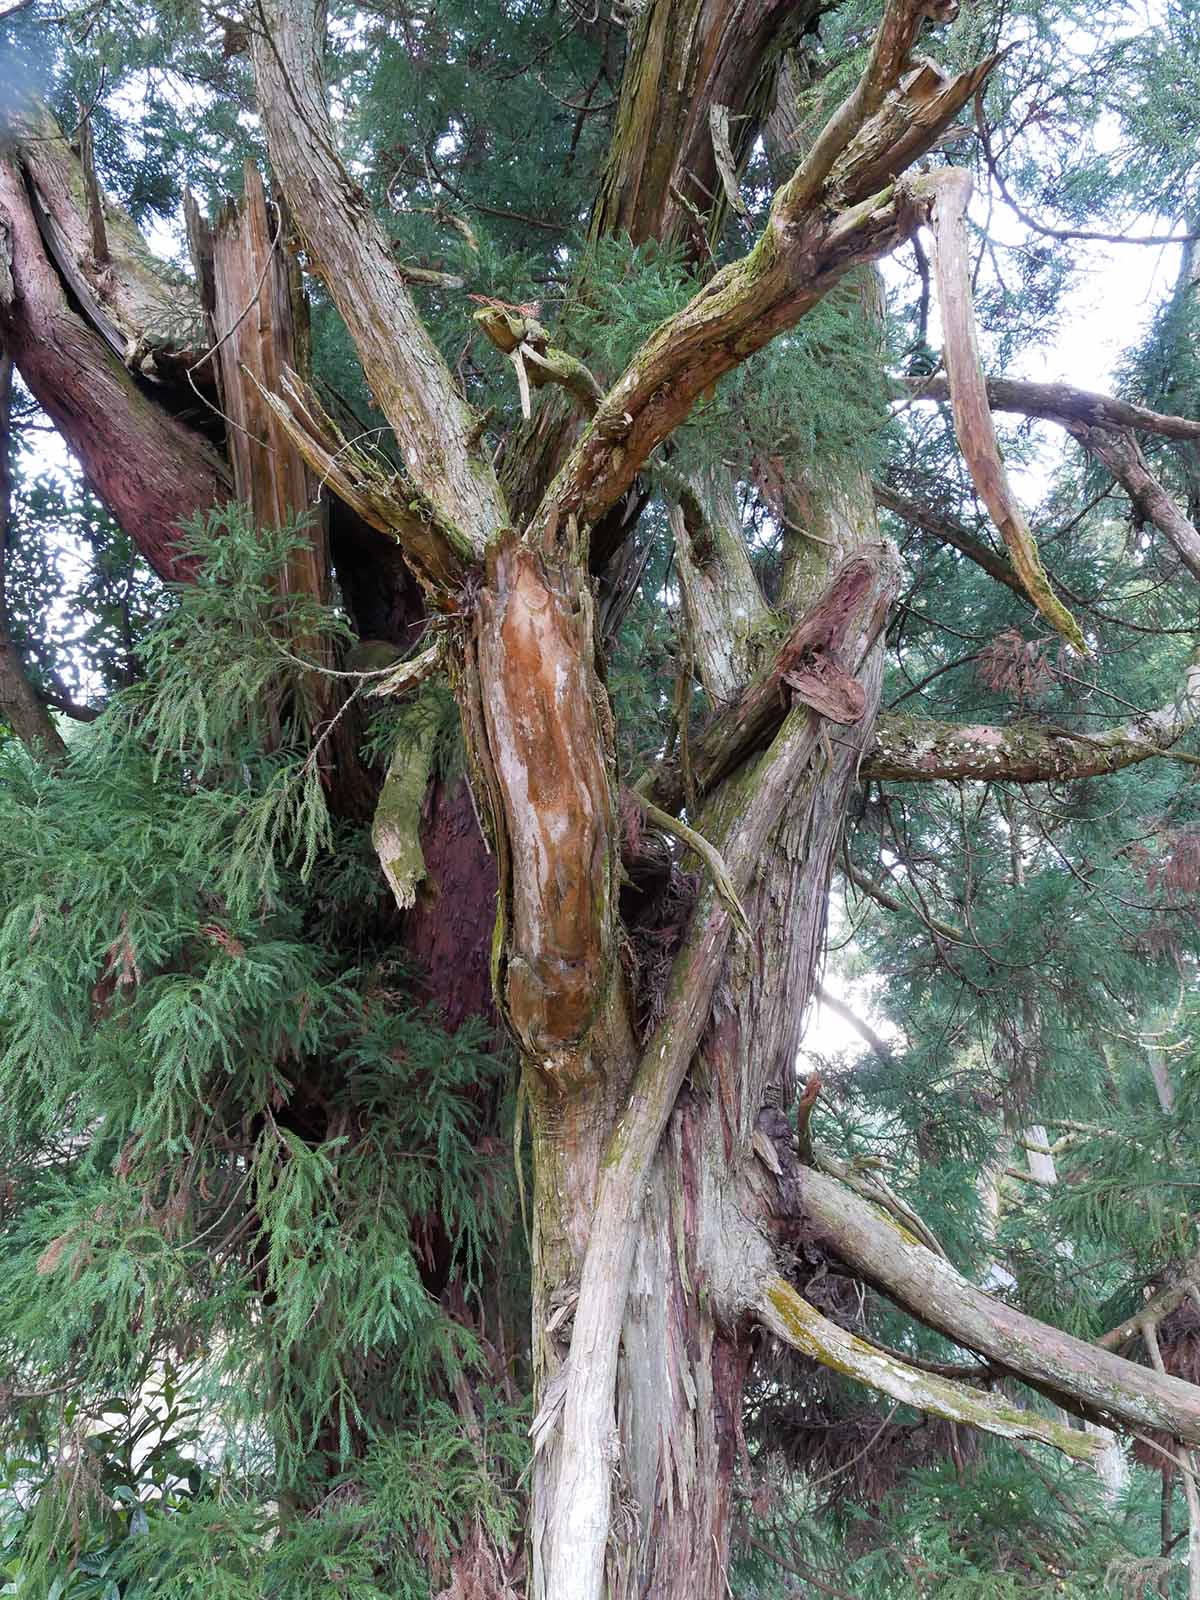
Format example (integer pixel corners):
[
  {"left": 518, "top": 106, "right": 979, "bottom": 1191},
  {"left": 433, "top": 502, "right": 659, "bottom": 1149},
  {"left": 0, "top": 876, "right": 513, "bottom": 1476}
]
[
  {"left": 473, "top": 304, "right": 603, "bottom": 416},
  {"left": 248, "top": 368, "right": 469, "bottom": 594},
  {"left": 636, "top": 792, "right": 752, "bottom": 940},
  {"left": 922, "top": 168, "right": 1084, "bottom": 651},
  {"left": 898, "top": 374, "right": 1200, "bottom": 444},
  {"left": 814, "top": 982, "right": 896, "bottom": 1064},
  {"left": 873, "top": 480, "right": 1029, "bottom": 600},
  {"left": 801, "top": 1166, "right": 1200, "bottom": 1446},
  {"left": 1066, "top": 425, "right": 1200, "bottom": 586},
  {"left": 758, "top": 1274, "right": 1104, "bottom": 1461},
  {"left": 863, "top": 650, "right": 1200, "bottom": 783},
  {"left": 8, "top": 98, "right": 210, "bottom": 377},
  {"left": 250, "top": 0, "right": 506, "bottom": 574},
  {"left": 840, "top": 857, "right": 973, "bottom": 945}
]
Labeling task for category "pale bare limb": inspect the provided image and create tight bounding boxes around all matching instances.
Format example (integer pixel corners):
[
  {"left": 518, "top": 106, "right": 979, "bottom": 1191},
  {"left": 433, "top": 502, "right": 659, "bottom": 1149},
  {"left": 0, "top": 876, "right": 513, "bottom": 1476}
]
[
  {"left": 758, "top": 1274, "right": 1104, "bottom": 1461},
  {"left": 802, "top": 1165, "right": 1200, "bottom": 1445},
  {"left": 873, "top": 480, "right": 1028, "bottom": 599},
  {"left": 863, "top": 650, "right": 1200, "bottom": 783},
  {"left": 635, "top": 793, "right": 752, "bottom": 941},
  {"left": 250, "top": 0, "right": 506, "bottom": 571},
  {"left": 922, "top": 169, "right": 1085, "bottom": 651}
]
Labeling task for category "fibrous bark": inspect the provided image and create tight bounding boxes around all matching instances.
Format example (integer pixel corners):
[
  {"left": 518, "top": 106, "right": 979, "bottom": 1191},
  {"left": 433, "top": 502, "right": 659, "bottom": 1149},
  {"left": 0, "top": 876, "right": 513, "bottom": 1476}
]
[
  {"left": 0, "top": 126, "right": 229, "bottom": 581},
  {"left": 13, "top": 0, "right": 1200, "bottom": 1592}
]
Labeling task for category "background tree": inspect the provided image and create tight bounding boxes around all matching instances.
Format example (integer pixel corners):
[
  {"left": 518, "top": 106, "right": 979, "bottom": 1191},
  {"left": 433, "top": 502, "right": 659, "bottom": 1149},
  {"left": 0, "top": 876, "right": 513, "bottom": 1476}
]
[{"left": 1, "top": 0, "right": 1200, "bottom": 1596}]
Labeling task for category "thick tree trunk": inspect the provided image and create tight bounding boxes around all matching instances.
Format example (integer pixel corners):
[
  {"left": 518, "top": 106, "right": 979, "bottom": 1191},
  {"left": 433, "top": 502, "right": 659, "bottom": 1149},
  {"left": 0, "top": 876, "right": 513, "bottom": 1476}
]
[{"left": 15, "top": 5, "right": 1200, "bottom": 1596}]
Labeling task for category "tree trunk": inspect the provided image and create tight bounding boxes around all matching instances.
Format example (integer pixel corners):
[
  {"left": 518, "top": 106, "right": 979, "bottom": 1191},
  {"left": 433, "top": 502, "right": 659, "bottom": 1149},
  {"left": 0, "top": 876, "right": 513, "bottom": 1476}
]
[
  {"left": 13, "top": 4, "right": 1200, "bottom": 1595},
  {"left": 0, "top": 112, "right": 229, "bottom": 582}
]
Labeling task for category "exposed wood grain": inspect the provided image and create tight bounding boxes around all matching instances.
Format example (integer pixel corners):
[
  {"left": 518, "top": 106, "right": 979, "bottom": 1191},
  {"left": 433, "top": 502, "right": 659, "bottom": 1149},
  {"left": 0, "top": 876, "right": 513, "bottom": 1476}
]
[
  {"left": 251, "top": 0, "right": 506, "bottom": 574},
  {"left": 924, "top": 168, "right": 1085, "bottom": 651}
]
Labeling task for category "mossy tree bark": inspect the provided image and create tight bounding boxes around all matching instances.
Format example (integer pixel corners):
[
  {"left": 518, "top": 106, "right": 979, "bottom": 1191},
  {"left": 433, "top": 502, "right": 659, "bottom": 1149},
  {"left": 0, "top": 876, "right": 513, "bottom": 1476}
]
[{"left": 247, "top": 2, "right": 1200, "bottom": 1596}]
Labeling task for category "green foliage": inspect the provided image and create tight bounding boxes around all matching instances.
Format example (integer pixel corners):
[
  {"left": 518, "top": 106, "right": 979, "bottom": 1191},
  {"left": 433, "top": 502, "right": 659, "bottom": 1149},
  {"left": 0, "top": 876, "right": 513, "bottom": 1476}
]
[
  {"left": 0, "top": 511, "right": 523, "bottom": 1597},
  {"left": 570, "top": 238, "right": 893, "bottom": 481},
  {"left": 2, "top": 435, "right": 164, "bottom": 712}
]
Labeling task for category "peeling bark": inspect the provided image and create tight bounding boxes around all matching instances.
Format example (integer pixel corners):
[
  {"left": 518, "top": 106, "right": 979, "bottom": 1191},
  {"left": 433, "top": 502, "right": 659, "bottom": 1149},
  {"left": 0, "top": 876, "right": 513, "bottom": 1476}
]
[
  {"left": 470, "top": 533, "right": 620, "bottom": 1062},
  {"left": 16, "top": 0, "right": 1200, "bottom": 1588},
  {"left": 644, "top": 550, "right": 894, "bottom": 811},
  {"left": 0, "top": 150, "right": 229, "bottom": 581},
  {"left": 7, "top": 99, "right": 211, "bottom": 380},
  {"left": 922, "top": 168, "right": 1084, "bottom": 650},
  {"left": 589, "top": 0, "right": 818, "bottom": 248},
  {"left": 250, "top": 0, "right": 506, "bottom": 574}
]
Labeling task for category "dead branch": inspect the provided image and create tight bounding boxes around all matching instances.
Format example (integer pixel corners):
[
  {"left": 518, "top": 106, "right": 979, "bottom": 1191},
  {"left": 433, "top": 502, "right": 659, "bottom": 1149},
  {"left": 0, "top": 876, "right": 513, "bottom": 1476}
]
[
  {"left": 921, "top": 168, "right": 1084, "bottom": 651},
  {"left": 801, "top": 1165, "right": 1200, "bottom": 1446},
  {"left": 758, "top": 1274, "right": 1104, "bottom": 1461},
  {"left": 863, "top": 649, "right": 1200, "bottom": 783},
  {"left": 873, "top": 480, "right": 1028, "bottom": 600},
  {"left": 898, "top": 374, "right": 1200, "bottom": 443}
]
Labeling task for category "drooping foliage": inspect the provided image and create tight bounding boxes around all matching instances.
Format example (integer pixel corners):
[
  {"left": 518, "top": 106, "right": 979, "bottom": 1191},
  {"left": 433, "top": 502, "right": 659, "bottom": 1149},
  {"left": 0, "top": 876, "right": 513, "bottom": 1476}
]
[{"left": 0, "top": 510, "right": 525, "bottom": 1596}]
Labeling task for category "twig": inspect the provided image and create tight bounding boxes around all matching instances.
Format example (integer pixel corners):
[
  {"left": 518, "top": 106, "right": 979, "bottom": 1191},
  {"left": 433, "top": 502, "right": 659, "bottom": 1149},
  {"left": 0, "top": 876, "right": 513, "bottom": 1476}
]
[{"left": 635, "top": 793, "right": 752, "bottom": 941}]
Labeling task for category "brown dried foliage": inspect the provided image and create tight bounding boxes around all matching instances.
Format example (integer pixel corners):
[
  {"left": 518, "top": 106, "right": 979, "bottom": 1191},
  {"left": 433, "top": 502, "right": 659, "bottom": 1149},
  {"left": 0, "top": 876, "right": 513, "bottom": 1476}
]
[{"left": 975, "top": 627, "right": 1060, "bottom": 708}]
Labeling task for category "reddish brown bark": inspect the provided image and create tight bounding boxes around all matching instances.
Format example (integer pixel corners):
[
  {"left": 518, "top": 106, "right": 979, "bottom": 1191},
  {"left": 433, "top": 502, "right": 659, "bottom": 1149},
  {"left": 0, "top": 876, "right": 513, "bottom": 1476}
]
[
  {"left": 0, "top": 156, "right": 229, "bottom": 582},
  {"left": 0, "top": 352, "right": 66, "bottom": 763},
  {"left": 405, "top": 779, "right": 499, "bottom": 1034}
]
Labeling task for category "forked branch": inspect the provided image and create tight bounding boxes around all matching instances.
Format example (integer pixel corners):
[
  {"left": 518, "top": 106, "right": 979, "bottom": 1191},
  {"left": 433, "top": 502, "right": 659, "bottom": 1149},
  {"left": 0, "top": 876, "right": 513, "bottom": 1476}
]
[
  {"left": 902, "top": 374, "right": 1200, "bottom": 583},
  {"left": 250, "top": 0, "right": 506, "bottom": 574},
  {"left": 758, "top": 1275, "right": 1104, "bottom": 1461},
  {"left": 801, "top": 1166, "right": 1200, "bottom": 1445}
]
